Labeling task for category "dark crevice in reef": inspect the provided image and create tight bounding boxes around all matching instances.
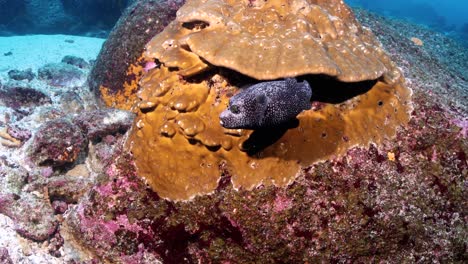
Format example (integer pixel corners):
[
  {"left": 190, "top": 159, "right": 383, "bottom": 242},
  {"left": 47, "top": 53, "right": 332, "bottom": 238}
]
[
  {"left": 235, "top": 74, "right": 378, "bottom": 155},
  {"left": 156, "top": 223, "right": 194, "bottom": 263},
  {"left": 299, "top": 75, "right": 377, "bottom": 104},
  {"left": 152, "top": 217, "right": 245, "bottom": 263},
  {"left": 242, "top": 119, "right": 300, "bottom": 156}
]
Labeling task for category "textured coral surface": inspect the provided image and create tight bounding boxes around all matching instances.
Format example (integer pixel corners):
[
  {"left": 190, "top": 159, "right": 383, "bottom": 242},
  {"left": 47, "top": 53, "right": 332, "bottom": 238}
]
[
  {"left": 148, "top": 0, "right": 399, "bottom": 82},
  {"left": 131, "top": 69, "right": 411, "bottom": 200},
  {"left": 128, "top": 0, "right": 412, "bottom": 200}
]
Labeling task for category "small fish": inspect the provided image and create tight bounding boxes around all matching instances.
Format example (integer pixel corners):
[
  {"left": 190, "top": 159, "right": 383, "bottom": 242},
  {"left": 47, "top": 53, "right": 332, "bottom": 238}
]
[{"left": 219, "top": 78, "right": 312, "bottom": 129}]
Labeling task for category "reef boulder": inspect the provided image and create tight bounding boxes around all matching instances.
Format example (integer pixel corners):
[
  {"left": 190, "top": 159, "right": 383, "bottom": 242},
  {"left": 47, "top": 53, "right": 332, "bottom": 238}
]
[
  {"left": 0, "top": 193, "right": 58, "bottom": 242},
  {"left": 27, "top": 119, "right": 87, "bottom": 167},
  {"left": 0, "top": 86, "right": 51, "bottom": 109},
  {"left": 89, "top": 0, "right": 186, "bottom": 109},
  {"left": 72, "top": 109, "right": 135, "bottom": 141},
  {"left": 38, "top": 63, "right": 86, "bottom": 88},
  {"left": 7, "top": 68, "right": 35, "bottom": 82}
]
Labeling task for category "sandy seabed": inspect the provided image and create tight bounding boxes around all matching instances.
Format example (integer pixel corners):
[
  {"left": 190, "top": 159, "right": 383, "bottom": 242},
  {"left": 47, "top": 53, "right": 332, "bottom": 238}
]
[
  {"left": 0, "top": 35, "right": 104, "bottom": 75},
  {"left": 0, "top": 34, "right": 104, "bottom": 264}
]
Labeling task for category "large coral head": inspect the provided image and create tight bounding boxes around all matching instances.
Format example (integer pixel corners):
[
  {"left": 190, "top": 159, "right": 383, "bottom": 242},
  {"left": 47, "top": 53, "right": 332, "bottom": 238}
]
[{"left": 127, "top": 0, "right": 412, "bottom": 201}]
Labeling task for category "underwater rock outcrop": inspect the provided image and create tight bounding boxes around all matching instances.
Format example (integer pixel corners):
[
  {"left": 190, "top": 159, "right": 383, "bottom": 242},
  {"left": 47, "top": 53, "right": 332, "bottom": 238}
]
[
  {"left": 89, "top": 0, "right": 186, "bottom": 109},
  {"left": 0, "top": 86, "right": 51, "bottom": 109},
  {"left": 7, "top": 69, "right": 36, "bottom": 82},
  {"left": 38, "top": 63, "right": 86, "bottom": 88},
  {"left": 112, "top": 0, "right": 413, "bottom": 200},
  {"left": 27, "top": 119, "right": 87, "bottom": 167}
]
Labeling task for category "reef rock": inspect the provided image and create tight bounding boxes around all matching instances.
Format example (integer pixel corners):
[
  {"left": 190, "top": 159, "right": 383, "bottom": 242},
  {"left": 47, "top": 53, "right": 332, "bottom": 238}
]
[
  {"left": 72, "top": 109, "right": 135, "bottom": 141},
  {"left": 0, "top": 193, "right": 58, "bottom": 242},
  {"left": 57, "top": 91, "right": 85, "bottom": 114},
  {"left": 0, "top": 86, "right": 51, "bottom": 109},
  {"left": 27, "top": 119, "right": 87, "bottom": 167},
  {"left": 64, "top": 2, "right": 466, "bottom": 263},
  {"left": 0, "top": 247, "right": 13, "bottom": 264},
  {"left": 38, "top": 63, "right": 86, "bottom": 88},
  {"left": 89, "top": 0, "right": 186, "bottom": 109},
  {"left": 7, "top": 68, "right": 35, "bottom": 82},
  {"left": 61, "top": 55, "right": 90, "bottom": 69}
]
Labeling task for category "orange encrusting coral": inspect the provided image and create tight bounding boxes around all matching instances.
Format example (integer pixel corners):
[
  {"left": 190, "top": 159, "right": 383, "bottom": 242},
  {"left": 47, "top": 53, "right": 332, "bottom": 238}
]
[
  {"left": 125, "top": 0, "right": 413, "bottom": 201},
  {"left": 128, "top": 66, "right": 411, "bottom": 200},
  {"left": 99, "top": 59, "right": 145, "bottom": 110}
]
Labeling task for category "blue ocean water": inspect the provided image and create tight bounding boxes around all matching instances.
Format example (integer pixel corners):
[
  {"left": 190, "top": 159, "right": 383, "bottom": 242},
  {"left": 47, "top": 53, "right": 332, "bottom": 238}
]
[
  {"left": 0, "top": 0, "right": 132, "bottom": 37},
  {"left": 0, "top": 0, "right": 467, "bottom": 45},
  {"left": 347, "top": 0, "right": 468, "bottom": 44}
]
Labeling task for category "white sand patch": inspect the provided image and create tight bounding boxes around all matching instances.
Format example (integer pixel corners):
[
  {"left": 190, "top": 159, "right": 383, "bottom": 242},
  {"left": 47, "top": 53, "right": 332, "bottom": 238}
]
[
  {"left": 0, "top": 215, "right": 62, "bottom": 264},
  {"left": 0, "top": 35, "right": 105, "bottom": 75}
]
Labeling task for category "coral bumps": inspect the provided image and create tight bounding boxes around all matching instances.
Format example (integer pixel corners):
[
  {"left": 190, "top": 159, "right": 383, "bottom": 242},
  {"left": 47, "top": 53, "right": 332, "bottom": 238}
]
[{"left": 122, "top": 0, "right": 412, "bottom": 200}]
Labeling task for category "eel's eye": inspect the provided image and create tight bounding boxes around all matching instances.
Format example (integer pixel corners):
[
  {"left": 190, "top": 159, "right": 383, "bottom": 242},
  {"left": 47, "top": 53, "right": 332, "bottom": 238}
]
[{"left": 230, "top": 104, "right": 240, "bottom": 114}]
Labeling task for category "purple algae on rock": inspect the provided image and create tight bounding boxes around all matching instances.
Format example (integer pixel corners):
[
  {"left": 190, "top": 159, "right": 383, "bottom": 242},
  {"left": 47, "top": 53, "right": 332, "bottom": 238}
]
[
  {"left": 27, "top": 118, "right": 87, "bottom": 166},
  {"left": 0, "top": 86, "right": 51, "bottom": 109},
  {"left": 0, "top": 193, "right": 58, "bottom": 242},
  {"left": 72, "top": 109, "right": 135, "bottom": 141},
  {"left": 0, "top": 247, "right": 13, "bottom": 264}
]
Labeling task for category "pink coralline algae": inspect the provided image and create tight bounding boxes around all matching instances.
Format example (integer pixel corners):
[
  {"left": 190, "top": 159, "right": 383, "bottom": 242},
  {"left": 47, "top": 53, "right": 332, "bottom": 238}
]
[
  {"left": 0, "top": 247, "right": 13, "bottom": 264},
  {"left": 273, "top": 192, "right": 293, "bottom": 213},
  {"left": 452, "top": 118, "right": 468, "bottom": 139},
  {"left": 6, "top": 124, "right": 32, "bottom": 141},
  {"left": 65, "top": 152, "right": 166, "bottom": 262},
  {"left": 40, "top": 166, "right": 54, "bottom": 177}
]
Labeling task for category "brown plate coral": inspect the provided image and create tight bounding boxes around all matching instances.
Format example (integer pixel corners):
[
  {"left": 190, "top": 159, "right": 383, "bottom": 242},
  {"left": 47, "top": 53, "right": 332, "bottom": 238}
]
[{"left": 125, "top": 0, "right": 412, "bottom": 200}]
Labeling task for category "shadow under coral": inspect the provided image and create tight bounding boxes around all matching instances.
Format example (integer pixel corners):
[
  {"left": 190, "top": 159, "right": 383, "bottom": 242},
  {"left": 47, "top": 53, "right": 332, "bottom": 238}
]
[{"left": 242, "top": 75, "right": 376, "bottom": 155}]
